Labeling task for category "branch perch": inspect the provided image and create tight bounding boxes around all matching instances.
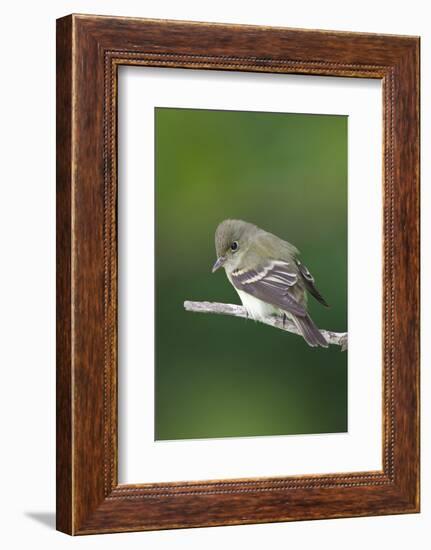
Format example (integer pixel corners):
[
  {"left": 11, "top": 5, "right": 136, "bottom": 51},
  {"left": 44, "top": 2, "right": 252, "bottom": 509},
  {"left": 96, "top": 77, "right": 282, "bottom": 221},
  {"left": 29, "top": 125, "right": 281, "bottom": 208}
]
[{"left": 184, "top": 301, "right": 348, "bottom": 351}]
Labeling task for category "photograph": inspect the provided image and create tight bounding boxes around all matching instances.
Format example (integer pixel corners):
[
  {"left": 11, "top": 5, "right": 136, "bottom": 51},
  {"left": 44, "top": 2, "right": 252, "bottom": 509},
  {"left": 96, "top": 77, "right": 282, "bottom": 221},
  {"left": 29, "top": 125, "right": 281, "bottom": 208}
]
[
  {"left": 50, "top": 10, "right": 420, "bottom": 537},
  {"left": 0, "top": 0, "right": 424, "bottom": 545},
  {"left": 155, "top": 107, "right": 348, "bottom": 441}
]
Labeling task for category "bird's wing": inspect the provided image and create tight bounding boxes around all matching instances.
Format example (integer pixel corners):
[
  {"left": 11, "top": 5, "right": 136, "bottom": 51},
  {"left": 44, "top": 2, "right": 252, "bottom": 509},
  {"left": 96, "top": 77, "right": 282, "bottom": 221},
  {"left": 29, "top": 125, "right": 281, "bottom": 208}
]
[
  {"left": 230, "top": 260, "right": 307, "bottom": 317},
  {"left": 295, "top": 259, "right": 329, "bottom": 307}
]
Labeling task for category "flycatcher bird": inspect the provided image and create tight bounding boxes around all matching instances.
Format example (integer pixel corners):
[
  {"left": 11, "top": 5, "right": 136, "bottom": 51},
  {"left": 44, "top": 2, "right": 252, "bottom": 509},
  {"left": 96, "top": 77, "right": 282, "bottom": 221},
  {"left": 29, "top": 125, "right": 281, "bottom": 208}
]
[{"left": 212, "top": 219, "right": 329, "bottom": 348}]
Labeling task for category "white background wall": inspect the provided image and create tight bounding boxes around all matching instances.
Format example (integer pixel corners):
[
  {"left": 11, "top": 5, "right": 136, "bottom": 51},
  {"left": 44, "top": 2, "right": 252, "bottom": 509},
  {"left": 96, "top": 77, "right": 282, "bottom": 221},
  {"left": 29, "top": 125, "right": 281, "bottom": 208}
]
[{"left": 0, "top": 1, "right": 427, "bottom": 548}]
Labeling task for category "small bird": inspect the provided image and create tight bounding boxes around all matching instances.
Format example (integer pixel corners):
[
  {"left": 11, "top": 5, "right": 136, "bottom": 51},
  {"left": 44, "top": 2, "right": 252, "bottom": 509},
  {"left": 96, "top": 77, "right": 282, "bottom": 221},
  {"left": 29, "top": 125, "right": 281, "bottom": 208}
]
[{"left": 212, "top": 219, "right": 329, "bottom": 348}]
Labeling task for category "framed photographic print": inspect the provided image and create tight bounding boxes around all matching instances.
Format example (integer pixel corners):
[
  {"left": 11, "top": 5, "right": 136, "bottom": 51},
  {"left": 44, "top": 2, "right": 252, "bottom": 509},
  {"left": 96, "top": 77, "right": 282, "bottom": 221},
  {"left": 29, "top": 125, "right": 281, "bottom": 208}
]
[{"left": 56, "top": 14, "right": 420, "bottom": 535}]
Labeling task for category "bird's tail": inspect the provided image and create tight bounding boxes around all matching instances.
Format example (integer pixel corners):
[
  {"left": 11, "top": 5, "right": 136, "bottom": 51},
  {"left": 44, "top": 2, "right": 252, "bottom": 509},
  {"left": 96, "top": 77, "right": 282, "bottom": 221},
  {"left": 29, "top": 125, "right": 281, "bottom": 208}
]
[{"left": 292, "top": 314, "right": 328, "bottom": 348}]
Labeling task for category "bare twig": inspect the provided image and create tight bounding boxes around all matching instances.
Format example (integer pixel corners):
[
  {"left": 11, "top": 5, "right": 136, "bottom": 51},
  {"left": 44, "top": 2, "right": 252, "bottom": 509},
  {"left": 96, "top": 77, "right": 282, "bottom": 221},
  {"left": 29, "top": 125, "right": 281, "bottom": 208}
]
[{"left": 184, "top": 300, "right": 348, "bottom": 351}]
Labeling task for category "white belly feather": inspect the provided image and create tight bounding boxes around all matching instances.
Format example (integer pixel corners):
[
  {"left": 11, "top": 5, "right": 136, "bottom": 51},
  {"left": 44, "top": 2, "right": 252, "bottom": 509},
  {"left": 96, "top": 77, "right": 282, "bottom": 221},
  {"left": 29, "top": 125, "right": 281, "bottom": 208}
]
[
  {"left": 235, "top": 289, "right": 279, "bottom": 321},
  {"left": 226, "top": 269, "right": 281, "bottom": 321}
]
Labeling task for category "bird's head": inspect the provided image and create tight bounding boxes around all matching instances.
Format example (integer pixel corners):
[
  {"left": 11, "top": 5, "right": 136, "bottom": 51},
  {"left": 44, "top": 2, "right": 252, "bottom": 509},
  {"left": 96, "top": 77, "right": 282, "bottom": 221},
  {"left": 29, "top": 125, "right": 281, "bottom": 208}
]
[{"left": 212, "top": 219, "right": 258, "bottom": 273}]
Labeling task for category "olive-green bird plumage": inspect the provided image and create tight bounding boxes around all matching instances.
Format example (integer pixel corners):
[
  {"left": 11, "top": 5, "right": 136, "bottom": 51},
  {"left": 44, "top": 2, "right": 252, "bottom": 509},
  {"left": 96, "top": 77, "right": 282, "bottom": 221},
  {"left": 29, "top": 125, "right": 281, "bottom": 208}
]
[{"left": 212, "top": 219, "right": 329, "bottom": 348}]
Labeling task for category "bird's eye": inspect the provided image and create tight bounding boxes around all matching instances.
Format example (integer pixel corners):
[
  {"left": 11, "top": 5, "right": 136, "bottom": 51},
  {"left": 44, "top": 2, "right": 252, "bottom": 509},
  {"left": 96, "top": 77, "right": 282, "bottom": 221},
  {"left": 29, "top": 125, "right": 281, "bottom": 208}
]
[{"left": 230, "top": 241, "right": 239, "bottom": 252}]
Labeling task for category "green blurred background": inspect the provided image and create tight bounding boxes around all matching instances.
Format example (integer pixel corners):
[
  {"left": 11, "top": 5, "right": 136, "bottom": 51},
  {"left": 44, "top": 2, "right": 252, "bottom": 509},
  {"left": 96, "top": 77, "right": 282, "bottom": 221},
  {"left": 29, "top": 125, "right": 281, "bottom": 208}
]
[{"left": 155, "top": 107, "right": 347, "bottom": 440}]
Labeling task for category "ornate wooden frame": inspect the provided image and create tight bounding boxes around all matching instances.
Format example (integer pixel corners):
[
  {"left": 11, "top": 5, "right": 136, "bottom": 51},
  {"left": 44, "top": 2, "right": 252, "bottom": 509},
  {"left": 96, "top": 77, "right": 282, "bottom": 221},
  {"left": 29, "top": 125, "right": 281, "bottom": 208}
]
[{"left": 56, "top": 14, "right": 420, "bottom": 535}]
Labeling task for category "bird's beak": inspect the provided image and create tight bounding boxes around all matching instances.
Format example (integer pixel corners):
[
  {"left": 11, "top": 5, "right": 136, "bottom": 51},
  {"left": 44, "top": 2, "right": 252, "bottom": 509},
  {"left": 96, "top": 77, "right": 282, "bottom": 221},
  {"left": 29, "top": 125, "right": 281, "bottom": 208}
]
[{"left": 212, "top": 256, "right": 226, "bottom": 273}]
